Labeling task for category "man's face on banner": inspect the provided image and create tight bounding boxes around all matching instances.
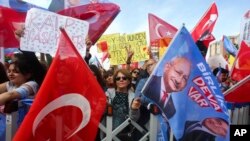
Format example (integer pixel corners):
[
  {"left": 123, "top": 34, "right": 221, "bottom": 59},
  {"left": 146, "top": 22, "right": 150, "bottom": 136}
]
[
  {"left": 163, "top": 57, "right": 191, "bottom": 92},
  {"left": 203, "top": 117, "right": 228, "bottom": 137}
]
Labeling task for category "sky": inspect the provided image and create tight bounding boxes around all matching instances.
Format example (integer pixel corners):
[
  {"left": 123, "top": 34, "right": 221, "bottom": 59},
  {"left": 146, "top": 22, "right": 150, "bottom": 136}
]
[{"left": 103, "top": 0, "right": 250, "bottom": 42}]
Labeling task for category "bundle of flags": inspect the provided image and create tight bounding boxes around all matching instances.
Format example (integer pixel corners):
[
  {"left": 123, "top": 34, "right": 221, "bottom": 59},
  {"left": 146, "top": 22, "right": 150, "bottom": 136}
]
[
  {"left": 148, "top": 2, "right": 218, "bottom": 58},
  {"left": 0, "top": 0, "right": 120, "bottom": 47}
]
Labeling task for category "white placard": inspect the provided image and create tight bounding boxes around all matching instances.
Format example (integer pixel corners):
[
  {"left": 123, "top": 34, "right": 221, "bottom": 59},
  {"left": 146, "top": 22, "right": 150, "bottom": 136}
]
[{"left": 21, "top": 8, "right": 89, "bottom": 57}]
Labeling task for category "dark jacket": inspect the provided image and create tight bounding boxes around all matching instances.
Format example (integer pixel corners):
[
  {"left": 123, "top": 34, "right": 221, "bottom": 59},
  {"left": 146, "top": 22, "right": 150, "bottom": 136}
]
[
  {"left": 179, "top": 121, "right": 215, "bottom": 141},
  {"left": 143, "top": 75, "right": 176, "bottom": 119}
]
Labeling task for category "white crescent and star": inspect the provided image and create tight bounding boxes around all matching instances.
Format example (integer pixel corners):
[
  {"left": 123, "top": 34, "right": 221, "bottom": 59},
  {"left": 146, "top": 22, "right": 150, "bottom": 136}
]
[
  {"left": 201, "top": 14, "right": 218, "bottom": 31},
  {"left": 154, "top": 23, "right": 172, "bottom": 38},
  {"left": 84, "top": 11, "right": 100, "bottom": 24},
  {"left": 32, "top": 93, "right": 91, "bottom": 140}
]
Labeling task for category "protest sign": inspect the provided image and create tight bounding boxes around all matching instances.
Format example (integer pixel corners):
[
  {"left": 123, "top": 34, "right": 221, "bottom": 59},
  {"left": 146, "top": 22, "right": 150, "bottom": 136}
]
[
  {"left": 98, "top": 32, "right": 148, "bottom": 65},
  {"left": 20, "top": 8, "right": 89, "bottom": 57}
]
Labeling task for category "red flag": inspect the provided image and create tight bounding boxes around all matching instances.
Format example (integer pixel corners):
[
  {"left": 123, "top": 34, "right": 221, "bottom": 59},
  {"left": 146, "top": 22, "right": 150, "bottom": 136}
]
[
  {"left": 58, "top": 3, "right": 120, "bottom": 44},
  {"left": 13, "top": 28, "right": 106, "bottom": 141},
  {"left": 148, "top": 13, "right": 177, "bottom": 46},
  {"left": 97, "top": 41, "right": 109, "bottom": 63},
  {"left": 200, "top": 33, "right": 215, "bottom": 47},
  {"left": 224, "top": 75, "right": 250, "bottom": 103},
  {"left": 230, "top": 40, "right": 250, "bottom": 81},
  {"left": 191, "top": 3, "right": 218, "bottom": 42},
  {"left": 0, "top": 6, "right": 26, "bottom": 47},
  {"left": 97, "top": 41, "right": 108, "bottom": 52}
]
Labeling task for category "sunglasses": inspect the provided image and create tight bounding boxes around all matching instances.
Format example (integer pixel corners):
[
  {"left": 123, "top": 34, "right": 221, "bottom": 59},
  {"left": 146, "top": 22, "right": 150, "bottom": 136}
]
[{"left": 115, "top": 76, "right": 128, "bottom": 81}]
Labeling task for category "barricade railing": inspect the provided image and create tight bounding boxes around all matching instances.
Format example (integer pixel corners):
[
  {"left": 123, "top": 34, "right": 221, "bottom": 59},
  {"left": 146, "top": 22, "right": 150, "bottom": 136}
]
[
  {"left": 99, "top": 112, "right": 159, "bottom": 141},
  {"left": 5, "top": 99, "right": 33, "bottom": 141},
  {"left": 5, "top": 101, "right": 250, "bottom": 141}
]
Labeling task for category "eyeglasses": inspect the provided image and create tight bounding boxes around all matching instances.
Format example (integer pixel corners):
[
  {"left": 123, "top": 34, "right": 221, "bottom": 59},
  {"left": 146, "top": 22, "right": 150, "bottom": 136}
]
[
  {"left": 115, "top": 76, "right": 128, "bottom": 81},
  {"left": 133, "top": 71, "right": 139, "bottom": 75}
]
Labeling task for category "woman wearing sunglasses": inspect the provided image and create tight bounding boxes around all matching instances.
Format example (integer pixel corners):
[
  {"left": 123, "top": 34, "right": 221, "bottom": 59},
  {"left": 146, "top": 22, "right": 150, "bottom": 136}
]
[{"left": 104, "top": 69, "right": 141, "bottom": 140}]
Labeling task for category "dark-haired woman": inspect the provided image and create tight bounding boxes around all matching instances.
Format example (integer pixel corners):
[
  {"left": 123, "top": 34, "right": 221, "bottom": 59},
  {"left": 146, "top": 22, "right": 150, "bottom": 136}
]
[{"left": 0, "top": 52, "right": 46, "bottom": 140}]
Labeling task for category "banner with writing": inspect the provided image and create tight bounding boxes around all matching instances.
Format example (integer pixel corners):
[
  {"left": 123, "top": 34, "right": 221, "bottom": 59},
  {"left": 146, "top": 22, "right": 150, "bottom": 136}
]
[
  {"left": 97, "top": 32, "right": 148, "bottom": 65},
  {"left": 142, "top": 26, "right": 229, "bottom": 141},
  {"left": 20, "top": 8, "right": 89, "bottom": 57}
]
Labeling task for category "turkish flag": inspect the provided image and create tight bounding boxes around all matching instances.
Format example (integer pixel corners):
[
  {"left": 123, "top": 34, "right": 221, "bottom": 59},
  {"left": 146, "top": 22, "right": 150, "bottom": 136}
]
[
  {"left": 148, "top": 13, "right": 177, "bottom": 46},
  {"left": 191, "top": 2, "right": 218, "bottom": 42},
  {"left": 224, "top": 75, "right": 250, "bottom": 103},
  {"left": 58, "top": 3, "right": 120, "bottom": 44},
  {"left": 13, "top": 28, "right": 106, "bottom": 141},
  {"left": 230, "top": 40, "right": 250, "bottom": 81},
  {"left": 0, "top": 6, "right": 26, "bottom": 47}
]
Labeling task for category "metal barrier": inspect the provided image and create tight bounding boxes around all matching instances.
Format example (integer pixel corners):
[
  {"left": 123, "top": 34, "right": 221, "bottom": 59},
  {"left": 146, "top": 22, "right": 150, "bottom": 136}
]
[
  {"left": 99, "top": 113, "right": 159, "bottom": 141},
  {"left": 5, "top": 99, "right": 33, "bottom": 141},
  {"left": 229, "top": 104, "right": 250, "bottom": 125},
  {"left": 5, "top": 101, "right": 249, "bottom": 141}
]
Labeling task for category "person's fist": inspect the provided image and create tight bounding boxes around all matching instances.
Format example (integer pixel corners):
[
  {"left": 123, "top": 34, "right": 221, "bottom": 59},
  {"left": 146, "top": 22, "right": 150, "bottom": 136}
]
[
  {"left": 131, "top": 97, "right": 141, "bottom": 110},
  {"left": 147, "top": 103, "right": 161, "bottom": 115}
]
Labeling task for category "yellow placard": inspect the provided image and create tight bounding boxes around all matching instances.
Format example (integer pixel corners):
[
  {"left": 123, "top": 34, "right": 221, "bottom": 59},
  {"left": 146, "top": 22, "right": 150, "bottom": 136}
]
[
  {"left": 98, "top": 32, "right": 149, "bottom": 65},
  {"left": 96, "top": 33, "right": 120, "bottom": 53}
]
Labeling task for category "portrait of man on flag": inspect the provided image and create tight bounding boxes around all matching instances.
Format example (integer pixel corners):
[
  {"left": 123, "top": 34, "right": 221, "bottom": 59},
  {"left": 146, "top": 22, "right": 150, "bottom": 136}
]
[
  {"left": 143, "top": 55, "right": 192, "bottom": 119},
  {"left": 142, "top": 26, "right": 229, "bottom": 141}
]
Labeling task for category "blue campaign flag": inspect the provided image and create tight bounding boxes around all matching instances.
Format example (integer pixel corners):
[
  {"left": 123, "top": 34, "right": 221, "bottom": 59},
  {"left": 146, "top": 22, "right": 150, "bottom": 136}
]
[
  {"left": 0, "top": 0, "right": 31, "bottom": 12},
  {"left": 0, "top": 0, "right": 61, "bottom": 12},
  {"left": 223, "top": 35, "right": 238, "bottom": 57},
  {"left": 157, "top": 115, "right": 169, "bottom": 141},
  {"left": 142, "top": 26, "right": 229, "bottom": 141}
]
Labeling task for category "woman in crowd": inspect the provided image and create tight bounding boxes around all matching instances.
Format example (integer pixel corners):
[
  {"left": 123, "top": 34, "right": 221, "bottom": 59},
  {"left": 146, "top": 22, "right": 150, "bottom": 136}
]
[
  {"left": 0, "top": 51, "right": 46, "bottom": 140},
  {"left": 103, "top": 69, "right": 115, "bottom": 89},
  {"left": 103, "top": 69, "right": 141, "bottom": 140},
  {"left": 0, "top": 51, "right": 46, "bottom": 105}
]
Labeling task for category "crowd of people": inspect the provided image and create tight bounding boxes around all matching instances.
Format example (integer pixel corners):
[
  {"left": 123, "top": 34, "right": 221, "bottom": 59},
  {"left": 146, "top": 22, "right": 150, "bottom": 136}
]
[{"left": 0, "top": 29, "right": 236, "bottom": 141}]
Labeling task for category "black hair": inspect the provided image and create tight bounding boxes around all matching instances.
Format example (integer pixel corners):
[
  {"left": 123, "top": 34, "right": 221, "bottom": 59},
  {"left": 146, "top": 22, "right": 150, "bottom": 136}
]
[
  {"left": 12, "top": 51, "right": 47, "bottom": 86},
  {"left": 0, "top": 62, "right": 8, "bottom": 83},
  {"left": 213, "top": 67, "right": 229, "bottom": 76},
  {"left": 89, "top": 65, "right": 106, "bottom": 90},
  {"left": 103, "top": 69, "right": 114, "bottom": 79}
]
